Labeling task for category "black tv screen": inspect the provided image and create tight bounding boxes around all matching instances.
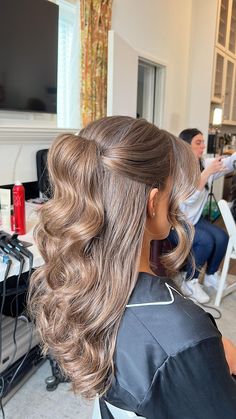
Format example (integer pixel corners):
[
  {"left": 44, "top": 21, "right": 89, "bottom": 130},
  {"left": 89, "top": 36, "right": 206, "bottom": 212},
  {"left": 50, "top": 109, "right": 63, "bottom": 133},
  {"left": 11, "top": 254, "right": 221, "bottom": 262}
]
[{"left": 0, "top": 0, "right": 58, "bottom": 114}]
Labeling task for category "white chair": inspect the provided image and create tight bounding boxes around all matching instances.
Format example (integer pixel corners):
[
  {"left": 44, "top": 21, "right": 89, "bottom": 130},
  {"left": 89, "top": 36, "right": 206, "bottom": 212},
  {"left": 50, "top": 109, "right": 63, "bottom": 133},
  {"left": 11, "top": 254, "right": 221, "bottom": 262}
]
[{"left": 215, "top": 199, "right": 236, "bottom": 306}]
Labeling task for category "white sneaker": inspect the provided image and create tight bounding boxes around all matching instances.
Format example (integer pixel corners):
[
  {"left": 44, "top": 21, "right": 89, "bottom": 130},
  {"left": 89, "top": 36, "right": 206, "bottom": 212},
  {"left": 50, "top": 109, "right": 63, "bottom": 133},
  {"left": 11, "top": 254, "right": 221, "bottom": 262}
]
[
  {"left": 180, "top": 278, "right": 210, "bottom": 304},
  {"left": 204, "top": 272, "right": 226, "bottom": 290}
]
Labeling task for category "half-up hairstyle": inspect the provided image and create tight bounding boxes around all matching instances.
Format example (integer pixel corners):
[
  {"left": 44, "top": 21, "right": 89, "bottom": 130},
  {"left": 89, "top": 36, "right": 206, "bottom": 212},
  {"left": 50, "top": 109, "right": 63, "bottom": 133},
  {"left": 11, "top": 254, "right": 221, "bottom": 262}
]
[{"left": 28, "top": 116, "right": 199, "bottom": 399}]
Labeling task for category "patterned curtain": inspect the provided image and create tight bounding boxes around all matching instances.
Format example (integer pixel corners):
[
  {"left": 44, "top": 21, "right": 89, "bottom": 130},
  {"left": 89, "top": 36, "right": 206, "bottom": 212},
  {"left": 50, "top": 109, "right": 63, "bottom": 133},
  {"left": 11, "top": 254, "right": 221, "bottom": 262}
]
[{"left": 80, "top": 0, "right": 112, "bottom": 127}]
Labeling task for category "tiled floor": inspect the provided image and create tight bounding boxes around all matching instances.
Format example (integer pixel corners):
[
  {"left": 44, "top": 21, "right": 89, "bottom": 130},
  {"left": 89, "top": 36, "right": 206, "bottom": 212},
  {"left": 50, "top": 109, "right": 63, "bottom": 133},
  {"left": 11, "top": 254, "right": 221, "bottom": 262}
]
[
  {"left": 3, "top": 360, "right": 94, "bottom": 419},
  {"left": 3, "top": 282, "right": 236, "bottom": 419}
]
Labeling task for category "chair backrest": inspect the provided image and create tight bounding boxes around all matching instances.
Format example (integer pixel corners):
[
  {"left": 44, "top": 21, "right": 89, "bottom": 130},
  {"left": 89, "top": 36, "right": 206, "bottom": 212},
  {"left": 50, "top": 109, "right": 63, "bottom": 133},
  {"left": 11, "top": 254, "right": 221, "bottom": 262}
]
[
  {"left": 36, "top": 149, "right": 50, "bottom": 198},
  {"left": 218, "top": 199, "right": 236, "bottom": 249}
]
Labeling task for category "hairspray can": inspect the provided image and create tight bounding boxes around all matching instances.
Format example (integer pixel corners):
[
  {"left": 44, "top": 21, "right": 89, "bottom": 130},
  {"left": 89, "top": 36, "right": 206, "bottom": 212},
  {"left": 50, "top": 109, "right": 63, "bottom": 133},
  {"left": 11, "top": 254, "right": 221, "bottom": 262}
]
[{"left": 13, "top": 181, "right": 26, "bottom": 235}]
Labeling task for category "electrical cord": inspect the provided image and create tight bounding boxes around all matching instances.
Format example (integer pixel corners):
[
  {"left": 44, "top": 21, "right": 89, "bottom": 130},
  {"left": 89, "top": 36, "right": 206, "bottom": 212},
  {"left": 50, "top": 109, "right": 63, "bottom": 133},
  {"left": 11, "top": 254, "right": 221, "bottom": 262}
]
[
  {"left": 9, "top": 258, "right": 24, "bottom": 368},
  {"left": 176, "top": 272, "right": 222, "bottom": 319},
  {"left": 0, "top": 318, "right": 33, "bottom": 419},
  {"left": 0, "top": 252, "right": 12, "bottom": 364},
  {"left": 0, "top": 234, "right": 34, "bottom": 417},
  {"left": 12, "top": 144, "right": 23, "bottom": 185},
  {"left": 0, "top": 252, "right": 11, "bottom": 419},
  {"left": 2, "top": 316, "right": 33, "bottom": 399},
  {"left": 27, "top": 253, "right": 33, "bottom": 281},
  {"left": 189, "top": 297, "right": 222, "bottom": 319},
  {"left": 0, "top": 238, "right": 25, "bottom": 372},
  {"left": 0, "top": 376, "right": 5, "bottom": 419},
  {"left": 202, "top": 303, "right": 222, "bottom": 320}
]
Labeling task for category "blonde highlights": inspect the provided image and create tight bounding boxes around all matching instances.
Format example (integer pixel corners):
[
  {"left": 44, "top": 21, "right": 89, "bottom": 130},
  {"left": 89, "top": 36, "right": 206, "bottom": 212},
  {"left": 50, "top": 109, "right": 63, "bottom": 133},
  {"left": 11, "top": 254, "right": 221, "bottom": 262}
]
[{"left": 28, "top": 116, "right": 199, "bottom": 398}]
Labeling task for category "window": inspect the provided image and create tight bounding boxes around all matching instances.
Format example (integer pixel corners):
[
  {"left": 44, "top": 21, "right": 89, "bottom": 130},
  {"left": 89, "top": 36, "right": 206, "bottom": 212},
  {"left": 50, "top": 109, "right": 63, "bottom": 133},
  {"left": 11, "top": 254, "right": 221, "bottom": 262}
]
[
  {"left": 137, "top": 59, "right": 165, "bottom": 127},
  {"left": 56, "top": 0, "right": 80, "bottom": 128}
]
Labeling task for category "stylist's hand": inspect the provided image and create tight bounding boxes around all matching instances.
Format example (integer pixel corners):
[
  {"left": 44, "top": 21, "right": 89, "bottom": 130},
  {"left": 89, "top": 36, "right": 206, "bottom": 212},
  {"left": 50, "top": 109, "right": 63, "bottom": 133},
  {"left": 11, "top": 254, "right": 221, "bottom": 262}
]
[
  {"left": 222, "top": 337, "right": 236, "bottom": 375},
  {"left": 205, "top": 157, "right": 226, "bottom": 176},
  {"left": 199, "top": 157, "right": 225, "bottom": 189}
]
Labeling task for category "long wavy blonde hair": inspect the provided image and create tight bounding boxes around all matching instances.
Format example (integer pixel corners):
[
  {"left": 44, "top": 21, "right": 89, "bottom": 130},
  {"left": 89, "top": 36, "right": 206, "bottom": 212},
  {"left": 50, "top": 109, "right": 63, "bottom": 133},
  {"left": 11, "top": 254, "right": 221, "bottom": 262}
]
[{"left": 28, "top": 116, "right": 199, "bottom": 399}]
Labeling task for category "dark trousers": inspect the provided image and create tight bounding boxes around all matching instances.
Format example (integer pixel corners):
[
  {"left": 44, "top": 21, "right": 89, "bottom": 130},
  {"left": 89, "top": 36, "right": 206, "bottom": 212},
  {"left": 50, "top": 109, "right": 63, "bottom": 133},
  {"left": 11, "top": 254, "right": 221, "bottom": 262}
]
[{"left": 168, "top": 217, "right": 229, "bottom": 279}]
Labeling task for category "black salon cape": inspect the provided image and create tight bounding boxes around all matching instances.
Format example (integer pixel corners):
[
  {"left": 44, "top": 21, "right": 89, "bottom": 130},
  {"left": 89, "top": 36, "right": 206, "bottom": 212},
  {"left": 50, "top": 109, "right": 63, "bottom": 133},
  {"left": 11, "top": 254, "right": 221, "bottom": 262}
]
[{"left": 99, "top": 272, "right": 236, "bottom": 418}]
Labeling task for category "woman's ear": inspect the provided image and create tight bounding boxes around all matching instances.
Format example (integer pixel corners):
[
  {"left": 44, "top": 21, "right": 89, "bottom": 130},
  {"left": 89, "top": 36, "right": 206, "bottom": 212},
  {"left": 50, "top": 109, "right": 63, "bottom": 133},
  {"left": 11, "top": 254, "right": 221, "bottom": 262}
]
[{"left": 147, "top": 188, "right": 159, "bottom": 218}]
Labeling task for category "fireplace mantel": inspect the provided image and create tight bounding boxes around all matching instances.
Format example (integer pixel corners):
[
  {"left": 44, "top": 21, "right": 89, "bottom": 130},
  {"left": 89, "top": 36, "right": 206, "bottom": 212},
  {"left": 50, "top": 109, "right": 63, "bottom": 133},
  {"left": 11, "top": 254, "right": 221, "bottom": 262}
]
[{"left": 0, "top": 127, "right": 75, "bottom": 145}]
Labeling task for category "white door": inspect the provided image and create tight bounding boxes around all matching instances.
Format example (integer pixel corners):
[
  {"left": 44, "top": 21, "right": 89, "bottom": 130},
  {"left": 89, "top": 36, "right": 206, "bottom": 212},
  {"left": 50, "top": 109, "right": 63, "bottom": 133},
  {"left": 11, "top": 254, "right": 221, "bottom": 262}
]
[{"left": 107, "top": 30, "right": 138, "bottom": 117}]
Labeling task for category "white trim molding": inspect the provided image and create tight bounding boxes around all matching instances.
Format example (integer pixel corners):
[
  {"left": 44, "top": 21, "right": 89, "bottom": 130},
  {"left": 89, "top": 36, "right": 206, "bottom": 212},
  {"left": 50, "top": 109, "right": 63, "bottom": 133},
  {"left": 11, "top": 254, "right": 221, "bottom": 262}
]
[{"left": 0, "top": 127, "right": 76, "bottom": 145}]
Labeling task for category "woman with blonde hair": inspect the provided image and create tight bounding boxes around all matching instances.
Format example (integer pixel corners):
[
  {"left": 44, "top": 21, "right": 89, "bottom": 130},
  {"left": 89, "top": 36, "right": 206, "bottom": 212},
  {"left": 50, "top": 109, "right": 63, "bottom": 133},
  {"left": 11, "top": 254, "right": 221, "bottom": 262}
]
[{"left": 28, "top": 116, "right": 236, "bottom": 418}]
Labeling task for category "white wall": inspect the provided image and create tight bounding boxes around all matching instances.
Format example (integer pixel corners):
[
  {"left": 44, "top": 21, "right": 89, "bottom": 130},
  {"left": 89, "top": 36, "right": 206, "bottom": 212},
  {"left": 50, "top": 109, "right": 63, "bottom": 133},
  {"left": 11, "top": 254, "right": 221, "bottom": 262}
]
[
  {"left": 0, "top": 0, "right": 218, "bottom": 186},
  {"left": 186, "top": 0, "right": 218, "bottom": 140},
  {"left": 107, "top": 30, "right": 138, "bottom": 117},
  {"left": 111, "top": 0, "right": 192, "bottom": 135},
  {"left": 0, "top": 143, "right": 49, "bottom": 186},
  {"left": 111, "top": 0, "right": 218, "bottom": 137},
  {"left": 0, "top": 128, "right": 73, "bottom": 185}
]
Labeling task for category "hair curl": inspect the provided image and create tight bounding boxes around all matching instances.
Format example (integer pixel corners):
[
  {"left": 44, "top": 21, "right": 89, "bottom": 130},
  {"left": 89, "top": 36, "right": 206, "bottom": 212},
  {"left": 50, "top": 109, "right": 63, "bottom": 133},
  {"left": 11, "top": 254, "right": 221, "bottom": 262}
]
[{"left": 28, "top": 116, "right": 199, "bottom": 398}]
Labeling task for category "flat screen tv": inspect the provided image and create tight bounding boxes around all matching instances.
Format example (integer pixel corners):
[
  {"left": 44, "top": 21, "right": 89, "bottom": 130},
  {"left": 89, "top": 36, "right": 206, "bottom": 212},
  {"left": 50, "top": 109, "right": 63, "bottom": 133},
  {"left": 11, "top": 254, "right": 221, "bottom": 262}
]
[{"left": 0, "top": 0, "right": 58, "bottom": 114}]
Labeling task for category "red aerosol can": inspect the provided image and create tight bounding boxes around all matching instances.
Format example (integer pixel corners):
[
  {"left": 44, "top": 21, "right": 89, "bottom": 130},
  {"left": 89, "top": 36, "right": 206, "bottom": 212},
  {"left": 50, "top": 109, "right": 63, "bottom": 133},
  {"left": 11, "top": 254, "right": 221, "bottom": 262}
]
[{"left": 13, "top": 181, "right": 26, "bottom": 235}]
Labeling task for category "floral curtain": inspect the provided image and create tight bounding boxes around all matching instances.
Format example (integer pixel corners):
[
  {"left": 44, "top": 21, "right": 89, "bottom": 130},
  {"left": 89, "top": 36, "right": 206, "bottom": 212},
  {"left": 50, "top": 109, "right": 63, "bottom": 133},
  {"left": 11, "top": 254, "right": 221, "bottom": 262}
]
[{"left": 80, "top": 0, "right": 112, "bottom": 127}]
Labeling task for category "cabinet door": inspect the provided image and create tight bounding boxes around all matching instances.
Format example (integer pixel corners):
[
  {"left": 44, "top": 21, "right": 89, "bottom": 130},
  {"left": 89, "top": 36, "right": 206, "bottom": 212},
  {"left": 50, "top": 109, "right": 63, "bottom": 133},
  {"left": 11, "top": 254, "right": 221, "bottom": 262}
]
[
  {"left": 223, "top": 57, "right": 235, "bottom": 122},
  {"left": 231, "top": 64, "right": 236, "bottom": 121},
  {"left": 212, "top": 49, "right": 226, "bottom": 102},
  {"left": 228, "top": 0, "right": 236, "bottom": 55},
  {"left": 217, "top": 0, "right": 230, "bottom": 49}
]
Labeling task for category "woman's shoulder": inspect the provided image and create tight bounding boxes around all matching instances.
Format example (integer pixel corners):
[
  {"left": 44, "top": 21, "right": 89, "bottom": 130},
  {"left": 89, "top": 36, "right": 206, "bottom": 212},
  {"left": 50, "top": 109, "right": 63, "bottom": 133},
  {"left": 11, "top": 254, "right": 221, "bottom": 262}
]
[
  {"left": 108, "top": 273, "right": 224, "bottom": 414},
  {"left": 119, "top": 272, "right": 221, "bottom": 356}
]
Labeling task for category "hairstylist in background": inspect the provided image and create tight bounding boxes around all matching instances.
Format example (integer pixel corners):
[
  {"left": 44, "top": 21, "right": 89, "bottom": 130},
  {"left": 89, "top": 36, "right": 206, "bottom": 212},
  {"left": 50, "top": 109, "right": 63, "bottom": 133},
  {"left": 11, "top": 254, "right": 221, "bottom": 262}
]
[{"left": 176, "top": 128, "right": 236, "bottom": 303}]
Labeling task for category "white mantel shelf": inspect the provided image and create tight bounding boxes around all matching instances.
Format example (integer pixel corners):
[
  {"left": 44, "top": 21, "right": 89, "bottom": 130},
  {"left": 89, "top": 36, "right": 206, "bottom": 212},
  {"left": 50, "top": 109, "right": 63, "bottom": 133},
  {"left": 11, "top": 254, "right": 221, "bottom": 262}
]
[{"left": 0, "top": 127, "right": 76, "bottom": 145}]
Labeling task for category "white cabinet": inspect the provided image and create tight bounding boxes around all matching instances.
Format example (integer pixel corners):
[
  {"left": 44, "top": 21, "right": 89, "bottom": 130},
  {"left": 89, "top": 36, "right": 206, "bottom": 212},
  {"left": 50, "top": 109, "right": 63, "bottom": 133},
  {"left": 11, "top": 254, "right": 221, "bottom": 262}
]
[
  {"left": 228, "top": 0, "right": 236, "bottom": 55},
  {"left": 231, "top": 67, "right": 236, "bottom": 120},
  {"left": 217, "top": 0, "right": 230, "bottom": 50},
  {"left": 223, "top": 56, "right": 235, "bottom": 122},
  {"left": 212, "top": 49, "right": 226, "bottom": 103},
  {"left": 216, "top": 0, "right": 236, "bottom": 56},
  {"left": 212, "top": 0, "right": 236, "bottom": 124}
]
